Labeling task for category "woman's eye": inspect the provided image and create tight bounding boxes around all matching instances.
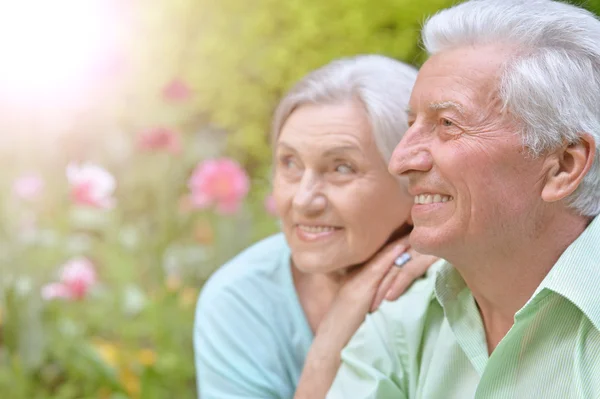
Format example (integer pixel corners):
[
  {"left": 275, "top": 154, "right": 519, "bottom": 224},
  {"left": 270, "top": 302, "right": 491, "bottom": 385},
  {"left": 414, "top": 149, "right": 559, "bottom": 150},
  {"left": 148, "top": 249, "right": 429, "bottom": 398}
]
[
  {"left": 335, "top": 164, "right": 354, "bottom": 174},
  {"left": 280, "top": 156, "right": 298, "bottom": 169}
]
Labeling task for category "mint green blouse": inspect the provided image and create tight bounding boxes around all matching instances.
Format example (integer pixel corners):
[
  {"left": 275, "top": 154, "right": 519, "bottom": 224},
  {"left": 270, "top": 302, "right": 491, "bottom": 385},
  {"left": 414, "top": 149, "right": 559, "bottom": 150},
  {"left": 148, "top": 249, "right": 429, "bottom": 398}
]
[{"left": 194, "top": 234, "right": 314, "bottom": 398}]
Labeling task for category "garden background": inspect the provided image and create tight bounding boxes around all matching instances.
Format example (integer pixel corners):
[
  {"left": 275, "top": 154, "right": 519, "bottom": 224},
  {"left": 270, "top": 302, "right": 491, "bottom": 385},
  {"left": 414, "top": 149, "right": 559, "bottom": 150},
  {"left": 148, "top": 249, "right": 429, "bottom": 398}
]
[{"left": 1, "top": 0, "right": 599, "bottom": 398}]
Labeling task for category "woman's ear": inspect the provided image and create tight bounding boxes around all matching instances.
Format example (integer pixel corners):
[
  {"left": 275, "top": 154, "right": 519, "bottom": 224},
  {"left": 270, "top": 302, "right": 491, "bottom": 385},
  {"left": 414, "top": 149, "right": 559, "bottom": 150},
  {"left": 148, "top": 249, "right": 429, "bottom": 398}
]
[{"left": 542, "top": 133, "right": 596, "bottom": 203}]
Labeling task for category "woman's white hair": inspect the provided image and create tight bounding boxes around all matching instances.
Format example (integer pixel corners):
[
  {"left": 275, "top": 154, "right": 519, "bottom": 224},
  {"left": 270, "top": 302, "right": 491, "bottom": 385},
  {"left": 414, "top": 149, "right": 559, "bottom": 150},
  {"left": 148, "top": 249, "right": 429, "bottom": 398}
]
[
  {"left": 423, "top": 0, "right": 600, "bottom": 216},
  {"left": 271, "top": 55, "right": 418, "bottom": 164}
]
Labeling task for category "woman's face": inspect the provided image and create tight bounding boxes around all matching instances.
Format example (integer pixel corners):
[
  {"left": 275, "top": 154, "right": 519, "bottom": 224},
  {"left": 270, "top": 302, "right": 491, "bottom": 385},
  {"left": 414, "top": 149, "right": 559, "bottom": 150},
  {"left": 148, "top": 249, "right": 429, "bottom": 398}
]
[{"left": 273, "top": 100, "right": 413, "bottom": 274}]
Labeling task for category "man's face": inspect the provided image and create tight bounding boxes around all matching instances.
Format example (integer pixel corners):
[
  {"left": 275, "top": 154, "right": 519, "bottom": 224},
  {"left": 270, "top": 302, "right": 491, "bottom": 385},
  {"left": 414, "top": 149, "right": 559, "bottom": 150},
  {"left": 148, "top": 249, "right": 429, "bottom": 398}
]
[{"left": 389, "top": 45, "right": 551, "bottom": 260}]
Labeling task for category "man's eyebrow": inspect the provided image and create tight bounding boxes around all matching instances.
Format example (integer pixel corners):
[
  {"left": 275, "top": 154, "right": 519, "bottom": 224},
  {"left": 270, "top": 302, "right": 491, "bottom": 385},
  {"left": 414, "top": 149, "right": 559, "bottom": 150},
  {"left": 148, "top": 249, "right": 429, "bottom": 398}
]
[{"left": 428, "top": 101, "right": 466, "bottom": 116}]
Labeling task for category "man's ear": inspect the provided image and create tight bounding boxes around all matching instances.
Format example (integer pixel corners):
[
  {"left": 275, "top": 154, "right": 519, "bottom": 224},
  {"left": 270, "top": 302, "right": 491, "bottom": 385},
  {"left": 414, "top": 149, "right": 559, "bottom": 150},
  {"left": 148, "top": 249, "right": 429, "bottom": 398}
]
[{"left": 542, "top": 133, "right": 596, "bottom": 202}]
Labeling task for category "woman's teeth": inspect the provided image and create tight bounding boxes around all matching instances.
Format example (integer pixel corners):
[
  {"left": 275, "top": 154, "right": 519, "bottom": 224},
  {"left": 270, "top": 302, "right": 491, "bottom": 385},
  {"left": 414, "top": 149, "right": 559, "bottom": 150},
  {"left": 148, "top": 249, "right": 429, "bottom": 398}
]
[{"left": 298, "top": 225, "right": 337, "bottom": 233}]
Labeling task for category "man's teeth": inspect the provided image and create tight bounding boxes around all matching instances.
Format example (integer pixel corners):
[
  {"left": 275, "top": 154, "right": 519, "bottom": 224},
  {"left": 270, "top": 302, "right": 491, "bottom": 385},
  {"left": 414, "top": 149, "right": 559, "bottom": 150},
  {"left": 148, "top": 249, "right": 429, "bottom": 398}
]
[
  {"left": 414, "top": 194, "right": 453, "bottom": 204},
  {"left": 298, "top": 225, "right": 336, "bottom": 233}
]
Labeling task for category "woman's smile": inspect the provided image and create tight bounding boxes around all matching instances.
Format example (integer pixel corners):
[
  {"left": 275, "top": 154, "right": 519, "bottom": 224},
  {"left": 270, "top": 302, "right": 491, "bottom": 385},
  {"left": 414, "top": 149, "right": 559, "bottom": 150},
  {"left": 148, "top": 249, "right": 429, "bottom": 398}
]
[{"left": 294, "top": 224, "right": 344, "bottom": 242}]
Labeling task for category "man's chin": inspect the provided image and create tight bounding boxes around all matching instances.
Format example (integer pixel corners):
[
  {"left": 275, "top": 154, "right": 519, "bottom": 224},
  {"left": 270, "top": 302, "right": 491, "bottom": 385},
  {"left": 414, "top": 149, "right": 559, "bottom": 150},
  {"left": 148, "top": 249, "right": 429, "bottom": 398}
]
[{"left": 409, "top": 227, "right": 449, "bottom": 257}]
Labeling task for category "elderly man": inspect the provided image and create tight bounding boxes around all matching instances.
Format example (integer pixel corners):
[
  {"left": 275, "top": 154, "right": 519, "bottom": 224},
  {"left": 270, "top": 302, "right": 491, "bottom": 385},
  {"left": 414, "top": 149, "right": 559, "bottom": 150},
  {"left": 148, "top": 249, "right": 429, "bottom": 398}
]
[{"left": 324, "top": 0, "right": 600, "bottom": 398}]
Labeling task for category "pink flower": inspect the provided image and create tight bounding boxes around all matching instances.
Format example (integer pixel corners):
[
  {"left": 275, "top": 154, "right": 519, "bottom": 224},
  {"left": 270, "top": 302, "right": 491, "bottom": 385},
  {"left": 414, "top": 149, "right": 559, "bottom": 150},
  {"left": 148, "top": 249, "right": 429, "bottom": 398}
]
[
  {"left": 41, "top": 283, "right": 72, "bottom": 300},
  {"left": 188, "top": 158, "right": 250, "bottom": 214},
  {"left": 67, "top": 162, "right": 116, "bottom": 209},
  {"left": 264, "top": 194, "right": 278, "bottom": 216},
  {"left": 12, "top": 174, "right": 45, "bottom": 202},
  {"left": 42, "top": 257, "right": 97, "bottom": 301},
  {"left": 137, "top": 127, "right": 181, "bottom": 154},
  {"left": 162, "top": 78, "right": 192, "bottom": 101}
]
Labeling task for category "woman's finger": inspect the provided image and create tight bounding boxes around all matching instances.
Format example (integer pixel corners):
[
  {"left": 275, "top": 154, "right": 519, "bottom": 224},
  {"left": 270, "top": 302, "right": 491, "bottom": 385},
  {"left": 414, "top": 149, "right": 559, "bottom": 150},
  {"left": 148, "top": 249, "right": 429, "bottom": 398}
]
[
  {"left": 340, "top": 241, "right": 407, "bottom": 314},
  {"left": 370, "top": 266, "right": 400, "bottom": 312},
  {"left": 384, "top": 253, "right": 439, "bottom": 301},
  {"left": 369, "top": 243, "right": 417, "bottom": 312},
  {"left": 346, "top": 239, "right": 408, "bottom": 285}
]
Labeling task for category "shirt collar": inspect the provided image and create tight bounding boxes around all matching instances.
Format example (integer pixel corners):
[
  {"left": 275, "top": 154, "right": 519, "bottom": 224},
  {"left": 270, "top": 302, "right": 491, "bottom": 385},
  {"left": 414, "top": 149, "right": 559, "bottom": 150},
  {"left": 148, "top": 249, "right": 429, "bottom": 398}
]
[
  {"left": 433, "top": 216, "right": 600, "bottom": 330},
  {"left": 532, "top": 215, "right": 600, "bottom": 331},
  {"left": 433, "top": 261, "right": 466, "bottom": 308}
]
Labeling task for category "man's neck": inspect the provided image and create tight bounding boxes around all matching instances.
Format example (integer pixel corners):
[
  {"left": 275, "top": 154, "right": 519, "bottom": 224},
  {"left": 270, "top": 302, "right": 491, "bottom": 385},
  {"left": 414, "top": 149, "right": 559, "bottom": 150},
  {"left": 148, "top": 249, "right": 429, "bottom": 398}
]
[{"left": 452, "top": 212, "right": 592, "bottom": 353}]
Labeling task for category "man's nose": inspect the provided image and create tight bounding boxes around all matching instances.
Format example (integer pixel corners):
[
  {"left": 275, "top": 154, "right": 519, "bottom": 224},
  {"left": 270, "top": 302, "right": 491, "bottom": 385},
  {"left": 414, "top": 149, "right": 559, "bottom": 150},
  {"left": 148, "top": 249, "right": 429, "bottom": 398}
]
[
  {"left": 292, "top": 172, "right": 327, "bottom": 214},
  {"left": 388, "top": 123, "right": 434, "bottom": 177}
]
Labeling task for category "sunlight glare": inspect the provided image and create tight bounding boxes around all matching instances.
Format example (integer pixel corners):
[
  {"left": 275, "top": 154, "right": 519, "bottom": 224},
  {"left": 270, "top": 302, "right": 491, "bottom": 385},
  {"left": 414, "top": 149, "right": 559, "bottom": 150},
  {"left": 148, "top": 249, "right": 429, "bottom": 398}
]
[{"left": 0, "top": 0, "right": 116, "bottom": 104}]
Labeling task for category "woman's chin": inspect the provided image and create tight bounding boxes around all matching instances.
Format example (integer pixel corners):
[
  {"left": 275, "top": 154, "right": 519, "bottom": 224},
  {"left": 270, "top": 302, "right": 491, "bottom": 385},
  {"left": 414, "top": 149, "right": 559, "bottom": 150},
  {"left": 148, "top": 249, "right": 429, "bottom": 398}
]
[{"left": 292, "top": 257, "right": 348, "bottom": 275}]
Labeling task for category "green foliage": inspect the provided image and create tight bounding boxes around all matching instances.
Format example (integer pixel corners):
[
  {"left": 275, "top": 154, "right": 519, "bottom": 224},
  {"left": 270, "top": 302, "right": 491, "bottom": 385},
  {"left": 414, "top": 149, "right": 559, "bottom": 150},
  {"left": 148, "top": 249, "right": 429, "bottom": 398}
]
[
  {"left": 121, "top": 0, "right": 456, "bottom": 177},
  {"left": 0, "top": 129, "right": 279, "bottom": 398},
  {"left": 183, "top": 0, "right": 457, "bottom": 170}
]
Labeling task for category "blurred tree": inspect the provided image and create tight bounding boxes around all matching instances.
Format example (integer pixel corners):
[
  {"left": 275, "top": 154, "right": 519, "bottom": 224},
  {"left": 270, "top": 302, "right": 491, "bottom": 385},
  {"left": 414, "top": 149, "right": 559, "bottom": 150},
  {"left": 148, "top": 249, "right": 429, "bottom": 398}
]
[
  {"left": 121, "top": 0, "right": 600, "bottom": 178},
  {"left": 127, "top": 0, "right": 457, "bottom": 178},
  {"left": 189, "top": 0, "right": 459, "bottom": 171}
]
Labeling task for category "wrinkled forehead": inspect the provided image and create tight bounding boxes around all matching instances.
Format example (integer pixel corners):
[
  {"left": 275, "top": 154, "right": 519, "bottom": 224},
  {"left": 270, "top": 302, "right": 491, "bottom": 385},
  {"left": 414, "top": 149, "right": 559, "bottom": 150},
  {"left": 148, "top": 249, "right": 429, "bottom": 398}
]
[
  {"left": 410, "top": 45, "right": 511, "bottom": 112},
  {"left": 276, "top": 101, "right": 378, "bottom": 152}
]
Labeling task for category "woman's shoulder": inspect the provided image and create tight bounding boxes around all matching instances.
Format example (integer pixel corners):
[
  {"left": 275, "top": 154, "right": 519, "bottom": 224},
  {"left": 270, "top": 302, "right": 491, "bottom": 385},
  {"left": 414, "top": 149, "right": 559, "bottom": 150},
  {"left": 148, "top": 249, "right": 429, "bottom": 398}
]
[{"left": 197, "top": 233, "right": 291, "bottom": 308}]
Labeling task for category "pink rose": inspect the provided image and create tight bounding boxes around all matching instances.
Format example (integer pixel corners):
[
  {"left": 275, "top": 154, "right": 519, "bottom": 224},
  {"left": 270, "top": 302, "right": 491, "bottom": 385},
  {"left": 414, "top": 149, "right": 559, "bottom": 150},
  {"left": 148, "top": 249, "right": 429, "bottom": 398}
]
[
  {"left": 41, "top": 283, "right": 72, "bottom": 300},
  {"left": 42, "top": 257, "right": 97, "bottom": 301},
  {"left": 188, "top": 158, "right": 250, "bottom": 214},
  {"left": 137, "top": 127, "right": 181, "bottom": 154},
  {"left": 12, "top": 174, "right": 45, "bottom": 202},
  {"left": 67, "top": 162, "right": 116, "bottom": 209},
  {"left": 162, "top": 78, "right": 192, "bottom": 102}
]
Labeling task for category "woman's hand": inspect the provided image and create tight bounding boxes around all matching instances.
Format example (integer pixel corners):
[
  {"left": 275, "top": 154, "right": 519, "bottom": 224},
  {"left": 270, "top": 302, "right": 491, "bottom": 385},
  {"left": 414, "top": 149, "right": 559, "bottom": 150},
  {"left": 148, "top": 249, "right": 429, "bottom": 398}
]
[
  {"left": 326, "top": 238, "right": 438, "bottom": 339},
  {"left": 369, "top": 245, "right": 439, "bottom": 312},
  {"left": 294, "top": 238, "right": 438, "bottom": 399}
]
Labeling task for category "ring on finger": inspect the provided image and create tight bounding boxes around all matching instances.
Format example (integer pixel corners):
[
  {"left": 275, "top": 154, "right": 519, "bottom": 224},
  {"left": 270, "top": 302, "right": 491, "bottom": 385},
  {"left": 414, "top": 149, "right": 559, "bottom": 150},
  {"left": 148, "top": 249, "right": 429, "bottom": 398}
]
[{"left": 394, "top": 252, "right": 412, "bottom": 268}]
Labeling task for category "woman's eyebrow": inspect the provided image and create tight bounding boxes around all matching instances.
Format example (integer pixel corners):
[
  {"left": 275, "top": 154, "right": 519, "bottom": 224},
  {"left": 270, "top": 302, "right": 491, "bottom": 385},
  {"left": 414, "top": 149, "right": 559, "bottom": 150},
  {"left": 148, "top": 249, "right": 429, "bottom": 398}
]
[
  {"left": 322, "top": 145, "right": 363, "bottom": 157},
  {"left": 275, "top": 141, "right": 296, "bottom": 152},
  {"left": 277, "top": 141, "right": 364, "bottom": 157}
]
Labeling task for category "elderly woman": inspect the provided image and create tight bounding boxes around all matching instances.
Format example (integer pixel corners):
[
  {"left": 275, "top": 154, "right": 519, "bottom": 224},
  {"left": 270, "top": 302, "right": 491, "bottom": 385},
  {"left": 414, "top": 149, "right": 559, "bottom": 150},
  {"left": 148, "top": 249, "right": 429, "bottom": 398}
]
[{"left": 194, "top": 55, "right": 437, "bottom": 398}]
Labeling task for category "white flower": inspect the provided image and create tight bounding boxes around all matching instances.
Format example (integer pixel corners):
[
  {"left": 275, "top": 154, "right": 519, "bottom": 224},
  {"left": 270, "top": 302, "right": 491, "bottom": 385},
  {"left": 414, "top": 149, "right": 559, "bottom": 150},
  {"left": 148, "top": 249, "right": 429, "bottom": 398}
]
[{"left": 67, "top": 162, "right": 116, "bottom": 209}]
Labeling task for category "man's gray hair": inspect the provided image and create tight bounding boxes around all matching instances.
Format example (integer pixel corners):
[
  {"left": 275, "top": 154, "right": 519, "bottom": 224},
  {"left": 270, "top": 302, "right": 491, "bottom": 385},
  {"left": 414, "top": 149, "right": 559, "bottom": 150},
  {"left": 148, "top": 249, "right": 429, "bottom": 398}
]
[
  {"left": 271, "top": 55, "right": 418, "bottom": 163},
  {"left": 423, "top": 0, "right": 600, "bottom": 216}
]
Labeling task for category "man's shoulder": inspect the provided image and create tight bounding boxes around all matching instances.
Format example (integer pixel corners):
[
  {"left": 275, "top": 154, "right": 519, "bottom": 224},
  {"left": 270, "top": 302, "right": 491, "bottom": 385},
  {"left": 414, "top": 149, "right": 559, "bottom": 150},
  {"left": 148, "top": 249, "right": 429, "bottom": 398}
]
[
  {"left": 329, "top": 262, "right": 447, "bottom": 399},
  {"left": 378, "top": 259, "right": 444, "bottom": 320},
  {"left": 370, "top": 259, "right": 445, "bottom": 348}
]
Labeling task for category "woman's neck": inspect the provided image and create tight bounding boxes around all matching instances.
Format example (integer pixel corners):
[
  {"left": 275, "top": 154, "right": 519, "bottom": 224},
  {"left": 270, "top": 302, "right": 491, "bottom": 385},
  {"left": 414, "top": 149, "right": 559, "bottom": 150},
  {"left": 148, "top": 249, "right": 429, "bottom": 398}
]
[{"left": 291, "top": 264, "right": 345, "bottom": 334}]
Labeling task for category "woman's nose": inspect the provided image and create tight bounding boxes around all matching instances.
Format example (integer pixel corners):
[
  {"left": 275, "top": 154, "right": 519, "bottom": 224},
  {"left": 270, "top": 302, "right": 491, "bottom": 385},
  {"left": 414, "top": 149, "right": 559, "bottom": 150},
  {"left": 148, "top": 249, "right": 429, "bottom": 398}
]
[{"left": 292, "top": 173, "right": 327, "bottom": 214}]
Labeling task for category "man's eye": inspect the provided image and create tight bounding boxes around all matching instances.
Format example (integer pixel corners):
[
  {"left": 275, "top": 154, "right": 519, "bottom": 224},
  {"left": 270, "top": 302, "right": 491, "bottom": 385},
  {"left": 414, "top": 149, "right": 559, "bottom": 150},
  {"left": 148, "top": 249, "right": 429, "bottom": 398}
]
[
  {"left": 335, "top": 164, "right": 354, "bottom": 174},
  {"left": 441, "top": 118, "right": 454, "bottom": 127}
]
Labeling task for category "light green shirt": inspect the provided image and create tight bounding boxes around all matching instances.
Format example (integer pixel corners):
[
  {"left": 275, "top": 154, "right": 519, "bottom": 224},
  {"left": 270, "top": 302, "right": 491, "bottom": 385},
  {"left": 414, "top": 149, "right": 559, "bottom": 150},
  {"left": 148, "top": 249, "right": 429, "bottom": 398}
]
[{"left": 328, "top": 216, "right": 600, "bottom": 399}]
